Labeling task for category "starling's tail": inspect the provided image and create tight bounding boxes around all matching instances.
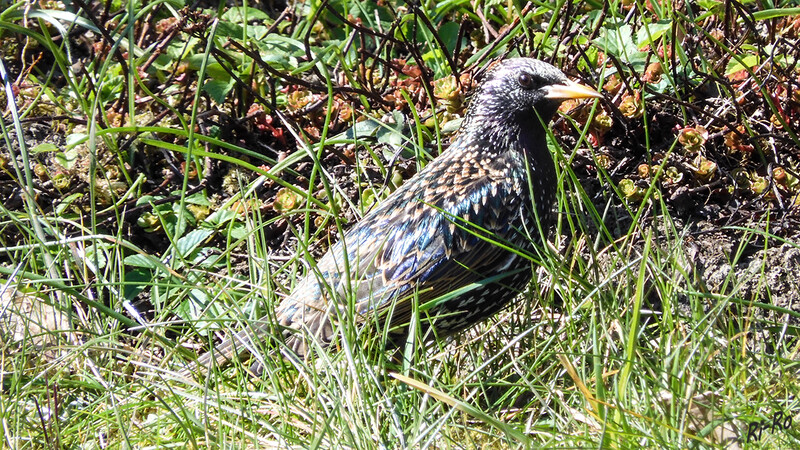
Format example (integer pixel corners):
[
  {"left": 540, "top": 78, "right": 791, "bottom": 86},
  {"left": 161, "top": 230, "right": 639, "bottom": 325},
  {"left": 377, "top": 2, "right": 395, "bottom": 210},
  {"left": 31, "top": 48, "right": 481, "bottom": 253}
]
[{"left": 179, "top": 322, "right": 273, "bottom": 378}]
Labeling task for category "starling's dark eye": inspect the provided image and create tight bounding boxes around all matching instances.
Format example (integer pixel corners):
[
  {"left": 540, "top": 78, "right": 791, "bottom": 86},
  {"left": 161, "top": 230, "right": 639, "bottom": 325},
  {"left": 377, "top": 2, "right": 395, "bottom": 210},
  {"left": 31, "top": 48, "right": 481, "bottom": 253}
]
[{"left": 518, "top": 73, "right": 534, "bottom": 89}]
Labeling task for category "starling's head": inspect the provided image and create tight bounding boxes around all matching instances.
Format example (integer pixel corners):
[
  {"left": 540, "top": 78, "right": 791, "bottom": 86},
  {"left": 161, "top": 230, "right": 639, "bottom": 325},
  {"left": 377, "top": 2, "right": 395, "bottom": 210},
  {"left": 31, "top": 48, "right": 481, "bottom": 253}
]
[{"left": 462, "top": 58, "right": 601, "bottom": 136}]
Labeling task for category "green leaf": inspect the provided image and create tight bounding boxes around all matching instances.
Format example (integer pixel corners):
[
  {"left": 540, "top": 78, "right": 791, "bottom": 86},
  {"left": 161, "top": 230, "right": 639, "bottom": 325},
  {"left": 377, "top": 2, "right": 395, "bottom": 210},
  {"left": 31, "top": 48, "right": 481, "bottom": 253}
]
[
  {"left": 726, "top": 54, "right": 759, "bottom": 76},
  {"left": 228, "top": 222, "right": 249, "bottom": 241},
  {"left": 186, "top": 54, "right": 218, "bottom": 71},
  {"left": 438, "top": 21, "right": 461, "bottom": 54},
  {"left": 222, "top": 6, "right": 272, "bottom": 22},
  {"left": 124, "top": 254, "right": 160, "bottom": 269},
  {"left": 695, "top": 0, "right": 722, "bottom": 11},
  {"left": 176, "top": 229, "right": 214, "bottom": 256},
  {"left": 29, "top": 143, "right": 58, "bottom": 153},
  {"left": 214, "top": 21, "right": 245, "bottom": 39},
  {"left": 375, "top": 111, "right": 409, "bottom": 148},
  {"left": 635, "top": 20, "right": 672, "bottom": 50},
  {"left": 55, "top": 193, "right": 83, "bottom": 215},
  {"left": 595, "top": 22, "right": 649, "bottom": 70},
  {"left": 65, "top": 132, "right": 87, "bottom": 149},
  {"left": 204, "top": 79, "right": 235, "bottom": 104},
  {"left": 204, "top": 63, "right": 231, "bottom": 82},
  {"left": 441, "top": 117, "right": 463, "bottom": 135},
  {"left": 596, "top": 23, "right": 633, "bottom": 57},
  {"left": 205, "top": 208, "right": 238, "bottom": 227},
  {"left": 122, "top": 269, "right": 152, "bottom": 301},
  {"left": 175, "top": 289, "right": 212, "bottom": 322},
  {"left": 84, "top": 243, "right": 108, "bottom": 270},
  {"left": 55, "top": 148, "right": 80, "bottom": 170},
  {"left": 135, "top": 195, "right": 161, "bottom": 207},
  {"left": 252, "top": 35, "right": 306, "bottom": 70},
  {"left": 185, "top": 191, "right": 211, "bottom": 206},
  {"left": 341, "top": 118, "right": 381, "bottom": 140}
]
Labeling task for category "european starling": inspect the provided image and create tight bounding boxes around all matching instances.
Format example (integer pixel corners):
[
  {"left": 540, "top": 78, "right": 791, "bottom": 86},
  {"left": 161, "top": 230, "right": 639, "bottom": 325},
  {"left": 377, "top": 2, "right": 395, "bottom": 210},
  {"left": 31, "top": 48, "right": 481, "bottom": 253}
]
[{"left": 194, "top": 58, "right": 601, "bottom": 370}]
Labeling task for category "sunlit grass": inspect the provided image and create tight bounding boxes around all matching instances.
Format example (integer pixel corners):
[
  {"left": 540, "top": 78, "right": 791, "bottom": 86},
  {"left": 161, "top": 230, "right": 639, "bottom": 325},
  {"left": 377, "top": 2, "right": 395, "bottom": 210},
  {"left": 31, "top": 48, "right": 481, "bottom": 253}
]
[{"left": 1, "top": 0, "right": 799, "bottom": 448}]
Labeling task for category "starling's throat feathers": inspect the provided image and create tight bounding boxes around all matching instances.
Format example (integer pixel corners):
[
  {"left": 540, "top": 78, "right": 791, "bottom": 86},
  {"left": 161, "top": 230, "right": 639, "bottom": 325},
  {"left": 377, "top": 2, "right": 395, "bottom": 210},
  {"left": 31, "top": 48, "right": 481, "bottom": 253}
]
[
  {"left": 458, "top": 59, "right": 600, "bottom": 174},
  {"left": 191, "top": 58, "right": 601, "bottom": 372}
]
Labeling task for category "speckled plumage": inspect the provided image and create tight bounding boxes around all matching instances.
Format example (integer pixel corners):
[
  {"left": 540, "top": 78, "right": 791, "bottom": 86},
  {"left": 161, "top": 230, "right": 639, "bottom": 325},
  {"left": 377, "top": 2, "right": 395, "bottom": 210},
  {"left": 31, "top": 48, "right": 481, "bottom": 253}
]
[{"left": 195, "top": 58, "right": 601, "bottom": 370}]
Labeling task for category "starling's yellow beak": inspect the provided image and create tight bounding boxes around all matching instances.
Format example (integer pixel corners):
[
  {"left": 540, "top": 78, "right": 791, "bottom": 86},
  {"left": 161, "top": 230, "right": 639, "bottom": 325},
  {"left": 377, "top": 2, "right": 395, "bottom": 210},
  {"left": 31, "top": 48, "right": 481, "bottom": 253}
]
[{"left": 544, "top": 79, "right": 603, "bottom": 100}]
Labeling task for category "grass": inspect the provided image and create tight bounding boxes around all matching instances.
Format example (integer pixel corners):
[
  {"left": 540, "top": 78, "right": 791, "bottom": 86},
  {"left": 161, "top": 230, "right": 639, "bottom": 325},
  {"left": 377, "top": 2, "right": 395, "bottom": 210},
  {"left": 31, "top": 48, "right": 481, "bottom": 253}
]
[{"left": 2, "top": 0, "right": 800, "bottom": 448}]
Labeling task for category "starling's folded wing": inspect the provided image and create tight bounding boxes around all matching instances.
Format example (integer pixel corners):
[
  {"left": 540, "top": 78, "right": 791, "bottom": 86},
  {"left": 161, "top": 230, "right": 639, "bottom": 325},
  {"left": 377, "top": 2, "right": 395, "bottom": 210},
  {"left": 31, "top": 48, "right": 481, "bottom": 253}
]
[{"left": 348, "top": 170, "right": 532, "bottom": 332}]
